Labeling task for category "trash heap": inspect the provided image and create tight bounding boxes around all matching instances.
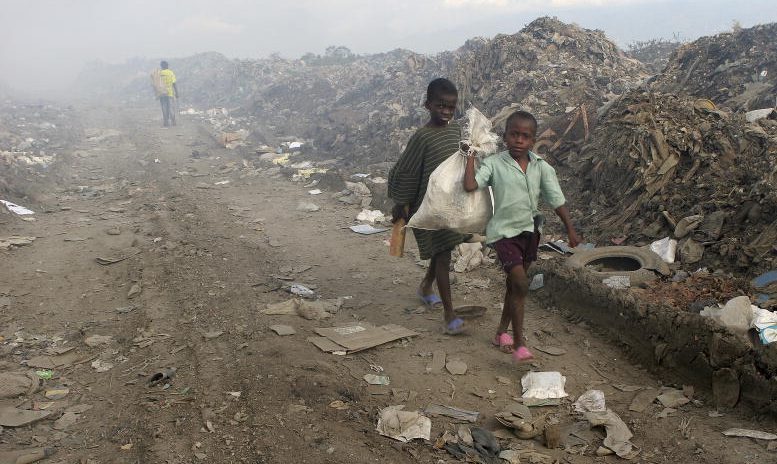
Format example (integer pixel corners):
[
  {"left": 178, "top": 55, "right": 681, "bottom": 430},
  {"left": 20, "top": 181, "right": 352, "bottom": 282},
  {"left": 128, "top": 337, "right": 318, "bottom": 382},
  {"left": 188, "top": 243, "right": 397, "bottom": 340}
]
[
  {"left": 451, "top": 17, "right": 647, "bottom": 129},
  {"left": 0, "top": 100, "right": 79, "bottom": 199},
  {"left": 565, "top": 90, "right": 777, "bottom": 274},
  {"left": 625, "top": 39, "right": 682, "bottom": 75},
  {"left": 651, "top": 22, "right": 777, "bottom": 111},
  {"left": 75, "top": 18, "right": 648, "bottom": 169}
]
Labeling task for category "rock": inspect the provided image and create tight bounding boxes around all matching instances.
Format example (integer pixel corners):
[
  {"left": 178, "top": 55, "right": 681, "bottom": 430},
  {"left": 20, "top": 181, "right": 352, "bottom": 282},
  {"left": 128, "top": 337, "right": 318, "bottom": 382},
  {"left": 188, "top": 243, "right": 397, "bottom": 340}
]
[
  {"left": 679, "top": 238, "right": 704, "bottom": 264},
  {"left": 712, "top": 368, "right": 740, "bottom": 408},
  {"left": 445, "top": 359, "right": 467, "bottom": 375},
  {"left": 296, "top": 202, "right": 320, "bottom": 212},
  {"left": 84, "top": 334, "right": 113, "bottom": 347},
  {"left": 127, "top": 283, "right": 142, "bottom": 299}
]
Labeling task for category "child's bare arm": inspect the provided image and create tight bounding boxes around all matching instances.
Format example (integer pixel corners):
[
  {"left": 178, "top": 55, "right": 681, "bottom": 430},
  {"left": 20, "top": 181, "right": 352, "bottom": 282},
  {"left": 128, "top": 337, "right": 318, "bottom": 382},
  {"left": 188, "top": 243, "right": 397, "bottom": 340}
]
[
  {"left": 463, "top": 156, "right": 478, "bottom": 192},
  {"left": 554, "top": 205, "right": 580, "bottom": 248}
]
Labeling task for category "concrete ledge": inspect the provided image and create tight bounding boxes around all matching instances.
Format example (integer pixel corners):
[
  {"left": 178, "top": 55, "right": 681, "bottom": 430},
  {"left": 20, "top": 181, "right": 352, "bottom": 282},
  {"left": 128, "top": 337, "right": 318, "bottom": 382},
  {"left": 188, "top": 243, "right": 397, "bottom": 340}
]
[{"left": 536, "top": 260, "right": 777, "bottom": 413}]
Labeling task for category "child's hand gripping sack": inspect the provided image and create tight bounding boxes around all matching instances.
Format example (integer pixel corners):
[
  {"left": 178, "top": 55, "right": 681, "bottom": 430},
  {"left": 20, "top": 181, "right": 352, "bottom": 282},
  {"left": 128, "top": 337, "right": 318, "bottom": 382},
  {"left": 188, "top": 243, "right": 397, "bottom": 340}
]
[{"left": 407, "top": 107, "right": 499, "bottom": 234}]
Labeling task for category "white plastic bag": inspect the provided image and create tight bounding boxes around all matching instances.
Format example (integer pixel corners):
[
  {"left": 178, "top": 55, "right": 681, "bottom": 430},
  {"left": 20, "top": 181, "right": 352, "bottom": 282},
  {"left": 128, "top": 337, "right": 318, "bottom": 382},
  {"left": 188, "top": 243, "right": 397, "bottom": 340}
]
[
  {"left": 521, "top": 371, "right": 568, "bottom": 400},
  {"left": 407, "top": 107, "right": 499, "bottom": 234}
]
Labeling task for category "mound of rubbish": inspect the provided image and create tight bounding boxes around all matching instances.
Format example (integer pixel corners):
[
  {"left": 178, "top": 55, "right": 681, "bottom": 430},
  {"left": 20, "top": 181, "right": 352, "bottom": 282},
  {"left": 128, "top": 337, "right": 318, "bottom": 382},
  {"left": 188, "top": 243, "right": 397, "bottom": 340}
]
[
  {"left": 567, "top": 90, "right": 777, "bottom": 275},
  {"left": 75, "top": 18, "right": 647, "bottom": 168},
  {"left": 0, "top": 100, "right": 80, "bottom": 200},
  {"left": 452, "top": 17, "right": 647, "bottom": 128},
  {"left": 626, "top": 39, "right": 682, "bottom": 75},
  {"left": 651, "top": 23, "right": 777, "bottom": 111}
]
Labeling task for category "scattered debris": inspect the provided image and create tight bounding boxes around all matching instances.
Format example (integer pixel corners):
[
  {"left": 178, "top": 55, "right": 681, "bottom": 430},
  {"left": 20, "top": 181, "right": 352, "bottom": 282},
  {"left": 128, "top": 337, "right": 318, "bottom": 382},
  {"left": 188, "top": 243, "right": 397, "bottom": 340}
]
[
  {"left": 603, "top": 275, "right": 631, "bottom": 289},
  {"left": 583, "top": 409, "right": 637, "bottom": 458},
  {"left": 84, "top": 334, "right": 113, "bottom": 347},
  {"left": 657, "top": 388, "right": 690, "bottom": 408},
  {"left": 289, "top": 284, "right": 316, "bottom": 298},
  {"left": 424, "top": 404, "right": 479, "bottom": 422},
  {"left": 0, "top": 372, "right": 34, "bottom": 399},
  {"left": 521, "top": 371, "right": 568, "bottom": 399},
  {"left": 364, "top": 374, "right": 390, "bottom": 386},
  {"left": 356, "top": 209, "right": 385, "bottom": 224},
  {"left": 534, "top": 345, "right": 567, "bottom": 356},
  {"left": 574, "top": 389, "right": 606, "bottom": 413},
  {"left": 529, "top": 273, "right": 544, "bottom": 291},
  {"left": 44, "top": 387, "right": 69, "bottom": 400},
  {"left": 0, "top": 236, "right": 36, "bottom": 250},
  {"left": 147, "top": 368, "right": 177, "bottom": 387},
  {"left": 90, "top": 359, "right": 114, "bottom": 372},
  {"left": 0, "top": 406, "right": 52, "bottom": 427},
  {"left": 375, "top": 405, "right": 431, "bottom": 442},
  {"left": 426, "top": 350, "right": 446, "bottom": 374},
  {"left": 445, "top": 359, "right": 468, "bottom": 375},
  {"left": 296, "top": 202, "right": 320, "bottom": 212},
  {"left": 629, "top": 388, "right": 659, "bottom": 413},
  {"left": 94, "top": 247, "right": 141, "bottom": 265},
  {"left": 127, "top": 283, "right": 142, "bottom": 299},
  {"left": 269, "top": 325, "right": 296, "bottom": 336},
  {"left": 350, "top": 224, "right": 388, "bottom": 235},
  {"left": 1, "top": 200, "right": 34, "bottom": 215},
  {"left": 308, "top": 322, "right": 418, "bottom": 354},
  {"left": 722, "top": 428, "right": 777, "bottom": 440}
]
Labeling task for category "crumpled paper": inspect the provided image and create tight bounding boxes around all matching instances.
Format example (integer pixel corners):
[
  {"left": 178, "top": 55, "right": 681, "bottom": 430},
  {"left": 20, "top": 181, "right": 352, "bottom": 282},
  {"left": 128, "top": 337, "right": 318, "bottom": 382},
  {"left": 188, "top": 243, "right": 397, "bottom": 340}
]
[{"left": 376, "top": 405, "right": 431, "bottom": 442}]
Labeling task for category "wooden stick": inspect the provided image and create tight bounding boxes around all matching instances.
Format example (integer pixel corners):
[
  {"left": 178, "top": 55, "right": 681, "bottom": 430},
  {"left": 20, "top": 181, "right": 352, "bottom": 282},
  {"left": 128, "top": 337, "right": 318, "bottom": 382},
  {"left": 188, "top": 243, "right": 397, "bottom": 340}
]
[{"left": 389, "top": 207, "right": 409, "bottom": 257}]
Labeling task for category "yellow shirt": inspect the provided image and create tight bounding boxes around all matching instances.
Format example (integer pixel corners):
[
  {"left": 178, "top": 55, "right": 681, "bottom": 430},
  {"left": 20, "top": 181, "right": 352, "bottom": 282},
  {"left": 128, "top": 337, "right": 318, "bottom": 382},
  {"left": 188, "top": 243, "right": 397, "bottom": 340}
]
[{"left": 160, "top": 69, "right": 176, "bottom": 97}]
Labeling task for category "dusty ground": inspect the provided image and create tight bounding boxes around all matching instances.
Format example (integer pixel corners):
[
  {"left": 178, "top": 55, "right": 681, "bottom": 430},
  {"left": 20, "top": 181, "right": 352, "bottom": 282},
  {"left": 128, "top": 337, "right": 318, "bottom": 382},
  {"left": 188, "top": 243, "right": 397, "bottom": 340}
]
[{"left": 0, "top": 105, "right": 775, "bottom": 463}]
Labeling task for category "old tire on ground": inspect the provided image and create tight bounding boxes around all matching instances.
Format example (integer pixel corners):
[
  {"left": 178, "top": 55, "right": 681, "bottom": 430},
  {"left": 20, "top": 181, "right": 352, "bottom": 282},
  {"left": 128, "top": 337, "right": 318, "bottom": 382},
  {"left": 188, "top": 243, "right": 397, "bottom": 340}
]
[{"left": 565, "top": 246, "right": 670, "bottom": 286}]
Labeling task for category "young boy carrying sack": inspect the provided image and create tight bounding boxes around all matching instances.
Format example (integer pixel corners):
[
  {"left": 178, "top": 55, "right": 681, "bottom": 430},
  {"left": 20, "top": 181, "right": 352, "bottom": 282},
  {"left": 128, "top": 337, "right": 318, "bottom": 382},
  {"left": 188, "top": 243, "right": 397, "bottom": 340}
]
[
  {"left": 463, "top": 110, "right": 580, "bottom": 362},
  {"left": 388, "top": 78, "right": 470, "bottom": 335}
]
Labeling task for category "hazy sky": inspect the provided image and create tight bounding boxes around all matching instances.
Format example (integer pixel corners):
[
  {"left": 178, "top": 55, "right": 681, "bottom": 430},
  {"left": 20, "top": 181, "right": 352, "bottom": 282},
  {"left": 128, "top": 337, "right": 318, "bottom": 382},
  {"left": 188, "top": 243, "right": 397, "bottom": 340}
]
[{"left": 2, "top": 0, "right": 776, "bottom": 95}]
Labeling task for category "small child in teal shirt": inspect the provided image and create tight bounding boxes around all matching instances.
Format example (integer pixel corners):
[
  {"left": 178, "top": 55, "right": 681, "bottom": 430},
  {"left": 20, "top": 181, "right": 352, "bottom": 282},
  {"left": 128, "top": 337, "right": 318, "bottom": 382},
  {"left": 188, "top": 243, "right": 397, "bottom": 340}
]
[{"left": 463, "top": 110, "right": 580, "bottom": 362}]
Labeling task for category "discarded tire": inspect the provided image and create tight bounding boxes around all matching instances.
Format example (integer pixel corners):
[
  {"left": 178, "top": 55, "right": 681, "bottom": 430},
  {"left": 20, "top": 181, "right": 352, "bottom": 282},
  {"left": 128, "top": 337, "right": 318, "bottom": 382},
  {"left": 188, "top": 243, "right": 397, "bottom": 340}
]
[{"left": 565, "top": 246, "right": 670, "bottom": 286}]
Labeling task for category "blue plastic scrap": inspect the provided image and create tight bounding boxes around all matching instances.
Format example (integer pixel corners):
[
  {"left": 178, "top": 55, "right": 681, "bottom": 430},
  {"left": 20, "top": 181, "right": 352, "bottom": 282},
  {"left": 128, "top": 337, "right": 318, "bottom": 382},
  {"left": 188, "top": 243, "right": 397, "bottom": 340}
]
[{"left": 752, "top": 270, "right": 777, "bottom": 289}]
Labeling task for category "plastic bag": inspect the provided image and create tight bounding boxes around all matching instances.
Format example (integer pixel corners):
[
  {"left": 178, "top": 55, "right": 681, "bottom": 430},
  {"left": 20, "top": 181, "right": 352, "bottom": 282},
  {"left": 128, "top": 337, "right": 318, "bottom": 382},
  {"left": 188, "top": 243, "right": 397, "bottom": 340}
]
[{"left": 407, "top": 107, "right": 499, "bottom": 234}]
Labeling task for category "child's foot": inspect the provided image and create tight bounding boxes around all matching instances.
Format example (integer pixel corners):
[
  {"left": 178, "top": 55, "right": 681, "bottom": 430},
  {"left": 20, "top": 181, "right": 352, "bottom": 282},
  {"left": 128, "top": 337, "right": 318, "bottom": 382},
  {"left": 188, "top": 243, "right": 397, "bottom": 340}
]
[
  {"left": 492, "top": 332, "right": 514, "bottom": 353},
  {"left": 418, "top": 290, "right": 443, "bottom": 309},
  {"left": 512, "top": 346, "right": 534, "bottom": 363},
  {"left": 443, "top": 317, "right": 465, "bottom": 335}
]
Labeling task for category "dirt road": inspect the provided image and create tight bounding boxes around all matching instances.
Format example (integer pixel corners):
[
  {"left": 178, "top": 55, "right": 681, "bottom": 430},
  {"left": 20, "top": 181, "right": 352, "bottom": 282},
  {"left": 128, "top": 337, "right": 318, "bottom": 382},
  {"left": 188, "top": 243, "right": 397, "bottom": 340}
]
[{"left": 0, "top": 105, "right": 773, "bottom": 463}]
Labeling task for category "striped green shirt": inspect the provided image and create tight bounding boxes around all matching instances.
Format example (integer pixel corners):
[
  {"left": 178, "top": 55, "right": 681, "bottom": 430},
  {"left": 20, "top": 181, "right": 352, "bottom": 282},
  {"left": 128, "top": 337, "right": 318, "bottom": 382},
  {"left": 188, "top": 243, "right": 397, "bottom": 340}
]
[{"left": 388, "top": 122, "right": 467, "bottom": 259}]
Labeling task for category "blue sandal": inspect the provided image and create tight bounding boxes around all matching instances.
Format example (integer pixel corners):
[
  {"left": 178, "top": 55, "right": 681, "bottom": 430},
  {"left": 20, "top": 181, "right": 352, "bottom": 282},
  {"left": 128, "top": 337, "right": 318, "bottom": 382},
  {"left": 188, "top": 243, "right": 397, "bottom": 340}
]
[
  {"left": 444, "top": 317, "right": 465, "bottom": 335},
  {"left": 418, "top": 291, "right": 443, "bottom": 309}
]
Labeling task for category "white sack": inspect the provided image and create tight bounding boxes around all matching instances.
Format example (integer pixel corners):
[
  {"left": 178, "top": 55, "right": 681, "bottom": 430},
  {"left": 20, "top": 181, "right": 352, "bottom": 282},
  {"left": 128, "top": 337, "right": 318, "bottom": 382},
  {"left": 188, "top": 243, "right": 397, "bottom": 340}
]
[{"left": 407, "top": 107, "right": 499, "bottom": 234}]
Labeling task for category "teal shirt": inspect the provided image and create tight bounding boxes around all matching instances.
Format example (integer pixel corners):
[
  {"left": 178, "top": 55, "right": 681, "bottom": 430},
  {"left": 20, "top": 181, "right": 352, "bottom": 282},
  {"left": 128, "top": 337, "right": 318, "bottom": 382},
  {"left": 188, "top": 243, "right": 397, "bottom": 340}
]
[{"left": 474, "top": 150, "right": 566, "bottom": 244}]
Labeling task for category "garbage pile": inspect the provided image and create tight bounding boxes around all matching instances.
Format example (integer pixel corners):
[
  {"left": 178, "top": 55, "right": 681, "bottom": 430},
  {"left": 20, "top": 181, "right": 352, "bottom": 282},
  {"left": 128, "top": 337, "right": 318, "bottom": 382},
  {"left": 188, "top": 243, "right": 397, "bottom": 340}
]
[
  {"left": 0, "top": 100, "right": 79, "bottom": 199},
  {"left": 75, "top": 17, "right": 648, "bottom": 169},
  {"left": 451, "top": 17, "right": 647, "bottom": 129},
  {"left": 565, "top": 90, "right": 777, "bottom": 274},
  {"left": 651, "top": 23, "right": 777, "bottom": 111},
  {"left": 626, "top": 39, "right": 682, "bottom": 75}
]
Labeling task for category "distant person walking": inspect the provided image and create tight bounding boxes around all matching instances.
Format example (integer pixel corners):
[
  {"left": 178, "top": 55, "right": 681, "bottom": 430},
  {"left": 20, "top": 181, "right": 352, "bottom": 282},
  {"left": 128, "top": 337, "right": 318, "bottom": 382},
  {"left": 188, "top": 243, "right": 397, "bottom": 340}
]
[{"left": 151, "top": 60, "right": 178, "bottom": 127}]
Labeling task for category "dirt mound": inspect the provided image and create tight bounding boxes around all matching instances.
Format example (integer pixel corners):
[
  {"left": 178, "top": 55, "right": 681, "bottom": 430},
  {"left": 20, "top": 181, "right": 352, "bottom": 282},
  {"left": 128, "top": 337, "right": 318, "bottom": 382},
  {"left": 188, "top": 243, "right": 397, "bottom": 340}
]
[
  {"left": 565, "top": 90, "right": 777, "bottom": 275},
  {"left": 651, "top": 22, "right": 777, "bottom": 110}
]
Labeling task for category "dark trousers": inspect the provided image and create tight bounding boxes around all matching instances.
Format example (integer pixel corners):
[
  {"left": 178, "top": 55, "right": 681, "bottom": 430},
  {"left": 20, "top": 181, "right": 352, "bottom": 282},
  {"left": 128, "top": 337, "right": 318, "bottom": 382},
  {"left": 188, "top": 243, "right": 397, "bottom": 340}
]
[{"left": 159, "top": 96, "right": 175, "bottom": 126}]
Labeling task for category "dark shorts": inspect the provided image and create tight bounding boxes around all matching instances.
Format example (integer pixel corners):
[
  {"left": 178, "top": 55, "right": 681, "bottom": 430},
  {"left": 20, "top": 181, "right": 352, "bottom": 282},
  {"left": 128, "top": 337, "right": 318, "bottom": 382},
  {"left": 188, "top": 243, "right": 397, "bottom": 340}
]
[{"left": 493, "top": 232, "right": 540, "bottom": 273}]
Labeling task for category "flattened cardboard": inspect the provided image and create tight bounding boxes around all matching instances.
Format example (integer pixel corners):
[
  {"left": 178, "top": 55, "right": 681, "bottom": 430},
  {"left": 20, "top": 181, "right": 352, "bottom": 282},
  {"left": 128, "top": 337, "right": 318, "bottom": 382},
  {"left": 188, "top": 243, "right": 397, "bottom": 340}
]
[{"left": 310, "top": 323, "right": 418, "bottom": 353}]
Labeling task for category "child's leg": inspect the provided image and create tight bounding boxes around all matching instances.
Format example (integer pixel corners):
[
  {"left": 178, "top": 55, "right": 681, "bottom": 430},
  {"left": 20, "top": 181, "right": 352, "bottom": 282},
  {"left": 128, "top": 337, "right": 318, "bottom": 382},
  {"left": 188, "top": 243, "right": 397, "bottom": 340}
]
[
  {"left": 507, "top": 264, "right": 530, "bottom": 349},
  {"left": 432, "top": 251, "right": 455, "bottom": 323},
  {"left": 419, "top": 254, "right": 438, "bottom": 296}
]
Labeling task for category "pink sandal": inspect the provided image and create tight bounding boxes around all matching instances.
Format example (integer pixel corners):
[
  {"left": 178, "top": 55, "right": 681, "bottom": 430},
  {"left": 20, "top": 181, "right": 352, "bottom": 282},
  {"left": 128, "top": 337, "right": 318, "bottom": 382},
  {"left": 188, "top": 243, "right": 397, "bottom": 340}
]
[
  {"left": 492, "top": 333, "right": 514, "bottom": 352},
  {"left": 513, "top": 346, "right": 534, "bottom": 363}
]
